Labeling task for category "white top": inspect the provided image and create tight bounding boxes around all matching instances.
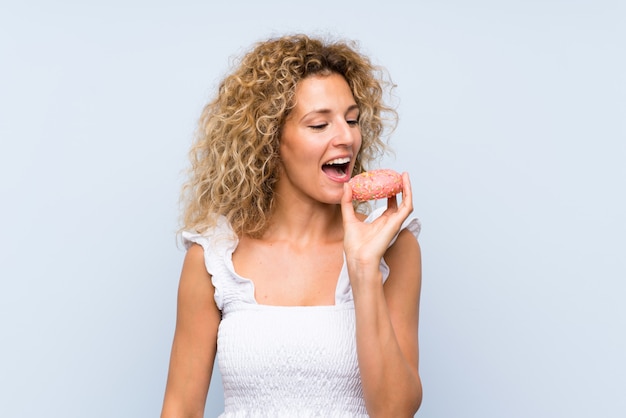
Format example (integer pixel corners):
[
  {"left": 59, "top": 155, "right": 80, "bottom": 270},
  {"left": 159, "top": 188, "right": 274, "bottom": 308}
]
[{"left": 182, "top": 207, "right": 421, "bottom": 417}]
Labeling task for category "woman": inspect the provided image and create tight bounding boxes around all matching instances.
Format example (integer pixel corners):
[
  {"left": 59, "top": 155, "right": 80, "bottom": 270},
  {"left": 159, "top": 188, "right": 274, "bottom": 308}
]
[{"left": 161, "top": 34, "right": 422, "bottom": 417}]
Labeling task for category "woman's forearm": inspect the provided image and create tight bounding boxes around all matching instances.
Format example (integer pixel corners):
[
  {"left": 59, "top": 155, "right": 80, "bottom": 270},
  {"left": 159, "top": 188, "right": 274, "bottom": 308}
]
[{"left": 350, "top": 268, "right": 422, "bottom": 417}]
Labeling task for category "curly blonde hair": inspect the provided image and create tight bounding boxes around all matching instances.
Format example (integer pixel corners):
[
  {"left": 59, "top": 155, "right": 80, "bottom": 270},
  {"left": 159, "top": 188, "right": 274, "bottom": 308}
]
[{"left": 181, "top": 34, "right": 398, "bottom": 237}]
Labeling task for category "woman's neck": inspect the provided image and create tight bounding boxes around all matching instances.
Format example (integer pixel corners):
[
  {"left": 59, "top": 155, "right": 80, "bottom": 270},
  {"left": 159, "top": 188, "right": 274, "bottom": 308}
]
[{"left": 261, "top": 201, "right": 344, "bottom": 245}]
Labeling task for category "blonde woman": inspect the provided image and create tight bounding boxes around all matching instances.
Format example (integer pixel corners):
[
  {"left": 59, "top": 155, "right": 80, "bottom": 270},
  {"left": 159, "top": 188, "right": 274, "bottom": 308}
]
[{"left": 161, "top": 34, "right": 422, "bottom": 417}]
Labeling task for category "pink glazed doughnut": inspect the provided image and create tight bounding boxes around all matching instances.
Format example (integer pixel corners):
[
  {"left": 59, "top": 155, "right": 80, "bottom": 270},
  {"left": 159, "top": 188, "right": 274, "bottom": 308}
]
[{"left": 348, "top": 169, "right": 403, "bottom": 201}]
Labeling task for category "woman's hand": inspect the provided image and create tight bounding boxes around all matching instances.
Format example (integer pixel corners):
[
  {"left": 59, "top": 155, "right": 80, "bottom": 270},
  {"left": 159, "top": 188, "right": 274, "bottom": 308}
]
[{"left": 340, "top": 172, "right": 414, "bottom": 275}]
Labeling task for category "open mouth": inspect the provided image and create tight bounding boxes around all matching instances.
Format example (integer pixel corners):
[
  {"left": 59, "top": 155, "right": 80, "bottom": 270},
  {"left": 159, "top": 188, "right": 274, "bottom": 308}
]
[{"left": 322, "top": 157, "right": 351, "bottom": 180}]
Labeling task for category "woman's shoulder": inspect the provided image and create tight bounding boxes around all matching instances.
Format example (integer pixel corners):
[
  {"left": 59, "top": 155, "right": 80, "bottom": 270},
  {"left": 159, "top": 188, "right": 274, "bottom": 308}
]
[{"left": 179, "top": 217, "right": 249, "bottom": 310}]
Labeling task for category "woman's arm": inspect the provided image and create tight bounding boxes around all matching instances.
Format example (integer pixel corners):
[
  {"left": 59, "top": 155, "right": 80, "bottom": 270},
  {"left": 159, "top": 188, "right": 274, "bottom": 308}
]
[
  {"left": 354, "top": 229, "right": 422, "bottom": 417},
  {"left": 341, "top": 173, "right": 422, "bottom": 417},
  {"left": 161, "top": 243, "right": 221, "bottom": 418}
]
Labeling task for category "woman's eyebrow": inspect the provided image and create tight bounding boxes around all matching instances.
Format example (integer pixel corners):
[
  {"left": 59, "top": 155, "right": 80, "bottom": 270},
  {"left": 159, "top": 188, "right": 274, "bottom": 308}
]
[{"left": 301, "top": 104, "right": 359, "bottom": 121}]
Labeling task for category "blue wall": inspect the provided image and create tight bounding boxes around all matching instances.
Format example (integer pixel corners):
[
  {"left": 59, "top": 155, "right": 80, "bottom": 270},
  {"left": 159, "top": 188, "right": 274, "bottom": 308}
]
[{"left": 1, "top": 1, "right": 624, "bottom": 417}]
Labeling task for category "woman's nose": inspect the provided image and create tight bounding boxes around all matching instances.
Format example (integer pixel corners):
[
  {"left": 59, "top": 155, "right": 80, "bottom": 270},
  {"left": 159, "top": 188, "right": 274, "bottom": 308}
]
[{"left": 332, "top": 120, "right": 358, "bottom": 147}]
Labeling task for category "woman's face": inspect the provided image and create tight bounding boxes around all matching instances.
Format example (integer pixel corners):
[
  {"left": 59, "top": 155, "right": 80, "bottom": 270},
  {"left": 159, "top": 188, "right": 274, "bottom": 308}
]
[{"left": 278, "top": 73, "right": 362, "bottom": 205}]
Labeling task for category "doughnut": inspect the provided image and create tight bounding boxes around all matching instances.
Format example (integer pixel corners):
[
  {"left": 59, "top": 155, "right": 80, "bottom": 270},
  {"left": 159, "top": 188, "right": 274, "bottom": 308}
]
[{"left": 348, "top": 169, "right": 403, "bottom": 201}]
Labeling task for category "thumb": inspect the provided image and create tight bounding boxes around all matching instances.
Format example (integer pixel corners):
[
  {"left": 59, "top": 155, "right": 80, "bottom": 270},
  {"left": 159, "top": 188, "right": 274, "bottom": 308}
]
[{"left": 340, "top": 182, "right": 357, "bottom": 223}]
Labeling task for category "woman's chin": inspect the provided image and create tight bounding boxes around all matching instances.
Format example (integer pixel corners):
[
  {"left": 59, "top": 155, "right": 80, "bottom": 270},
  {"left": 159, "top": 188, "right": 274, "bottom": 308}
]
[{"left": 322, "top": 191, "right": 345, "bottom": 206}]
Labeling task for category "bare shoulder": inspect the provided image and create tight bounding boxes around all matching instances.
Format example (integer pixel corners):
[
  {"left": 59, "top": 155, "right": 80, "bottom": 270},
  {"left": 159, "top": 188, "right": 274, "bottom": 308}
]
[
  {"left": 176, "top": 243, "right": 220, "bottom": 313},
  {"left": 179, "top": 244, "right": 212, "bottom": 289},
  {"left": 383, "top": 228, "right": 422, "bottom": 309},
  {"left": 385, "top": 228, "right": 421, "bottom": 272},
  {"left": 183, "top": 243, "right": 207, "bottom": 270}
]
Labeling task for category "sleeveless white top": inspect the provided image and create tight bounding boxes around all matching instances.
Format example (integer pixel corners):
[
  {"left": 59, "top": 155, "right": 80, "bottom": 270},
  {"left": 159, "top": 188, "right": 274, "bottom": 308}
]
[{"left": 182, "top": 207, "right": 421, "bottom": 417}]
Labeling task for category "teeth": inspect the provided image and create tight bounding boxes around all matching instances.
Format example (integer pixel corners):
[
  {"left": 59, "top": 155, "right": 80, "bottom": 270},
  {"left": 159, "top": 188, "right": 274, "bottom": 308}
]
[{"left": 325, "top": 157, "right": 350, "bottom": 165}]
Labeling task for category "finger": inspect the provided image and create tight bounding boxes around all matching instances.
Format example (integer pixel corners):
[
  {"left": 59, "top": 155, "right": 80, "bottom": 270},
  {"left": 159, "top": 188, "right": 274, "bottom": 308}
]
[
  {"left": 384, "top": 173, "right": 413, "bottom": 226},
  {"left": 400, "top": 172, "right": 414, "bottom": 214},
  {"left": 340, "top": 182, "right": 358, "bottom": 223},
  {"left": 386, "top": 194, "right": 398, "bottom": 211}
]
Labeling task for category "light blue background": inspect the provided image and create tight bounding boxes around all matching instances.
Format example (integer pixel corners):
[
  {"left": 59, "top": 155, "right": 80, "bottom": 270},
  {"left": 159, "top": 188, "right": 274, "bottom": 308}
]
[{"left": 1, "top": 1, "right": 624, "bottom": 417}]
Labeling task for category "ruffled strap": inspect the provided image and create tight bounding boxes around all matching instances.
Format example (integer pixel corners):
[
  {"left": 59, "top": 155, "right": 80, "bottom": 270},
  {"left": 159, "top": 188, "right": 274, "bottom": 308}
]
[{"left": 181, "top": 217, "right": 248, "bottom": 310}]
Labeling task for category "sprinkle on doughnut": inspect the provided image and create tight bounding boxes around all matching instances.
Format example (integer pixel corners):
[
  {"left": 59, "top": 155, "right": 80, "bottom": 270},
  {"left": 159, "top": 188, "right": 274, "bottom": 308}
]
[{"left": 348, "top": 169, "right": 403, "bottom": 201}]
